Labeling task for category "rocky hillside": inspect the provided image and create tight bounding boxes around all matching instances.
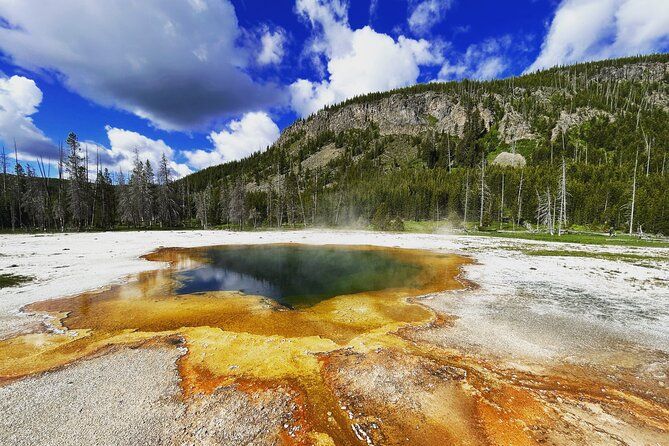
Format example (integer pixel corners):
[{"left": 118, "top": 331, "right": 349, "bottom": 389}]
[
  {"left": 183, "top": 54, "right": 669, "bottom": 233},
  {"left": 274, "top": 56, "right": 667, "bottom": 162}
]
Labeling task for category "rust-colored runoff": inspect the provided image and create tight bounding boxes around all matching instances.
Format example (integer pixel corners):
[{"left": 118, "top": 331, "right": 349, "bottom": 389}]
[{"left": 1, "top": 245, "right": 667, "bottom": 445}]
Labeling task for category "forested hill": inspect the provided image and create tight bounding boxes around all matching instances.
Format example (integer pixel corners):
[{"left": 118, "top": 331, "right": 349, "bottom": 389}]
[
  {"left": 2, "top": 54, "right": 668, "bottom": 234},
  {"left": 182, "top": 54, "right": 669, "bottom": 234}
]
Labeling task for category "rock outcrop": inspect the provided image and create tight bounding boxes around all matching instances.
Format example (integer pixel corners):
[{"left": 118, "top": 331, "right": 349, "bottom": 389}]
[
  {"left": 272, "top": 59, "right": 667, "bottom": 154},
  {"left": 278, "top": 91, "right": 497, "bottom": 146},
  {"left": 492, "top": 152, "right": 527, "bottom": 168},
  {"left": 301, "top": 144, "right": 344, "bottom": 170},
  {"left": 551, "top": 107, "right": 614, "bottom": 140},
  {"left": 593, "top": 62, "right": 669, "bottom": 82},
  {"left": 498, "top": 109, "right": 536, "bottom": 143}
]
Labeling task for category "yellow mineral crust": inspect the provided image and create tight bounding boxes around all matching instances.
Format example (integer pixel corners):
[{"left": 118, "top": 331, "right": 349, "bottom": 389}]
[{"left": 0, "top": 244, "right": 666, "bottom": 445}]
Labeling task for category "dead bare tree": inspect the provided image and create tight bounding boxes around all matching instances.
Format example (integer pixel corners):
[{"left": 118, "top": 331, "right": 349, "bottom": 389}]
[
  {"left": 629, "top": 148, "right": 639, "bottom": 235},
  {"left": 557, "top": 158, "right": 568, "bottom": 235},
  {"left": 12, "top": 140, "right": 22, "bottom": 230},
  {"left": 463, "top": 170, "right": 470, "bottom": 225},
  {"left": 1, "top": 145, "right": 7, "bottom": 198},
  {"left": 516, "top": 169, "right": 524, "bottom": 227},
  {"left": 194, "top": 185, "right": 211, "bottom": 229},
  {"left": 537, "top": 188, "right": 554, "bottom": 235},
  {"left": 296, "top": 175, "right": 307, "bottom": 227},
  {"left": 274, "top": 186, "right": 285, "bottom": 228},
  {"left": 229, "top": 178, "right": 246, "bottom": 229},
  {"left": 36, "top": 156, "right": 52, "bottom": 229},
  {"left": 499, "top": 173, "right": 505, "bottom": 228},
  {"left": 644, "top": 132, "right": 651, "bottom": 177},
  {"left": 55, "top": 142, "right": 65, "bottom": 231},
  {"left": 446, "top": 135, "right": 452, "bottom": 173},
  {"left": 312, "top": 169, "right": 319, "bottom": 225},
  {"left": 479, "top": 157, "right": 489, "bottom": 227}
]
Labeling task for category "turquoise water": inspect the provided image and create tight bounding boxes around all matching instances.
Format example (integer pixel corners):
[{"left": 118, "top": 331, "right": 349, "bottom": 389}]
[{"left": 176, "top": 245, "right": 423, "bottom": 308}]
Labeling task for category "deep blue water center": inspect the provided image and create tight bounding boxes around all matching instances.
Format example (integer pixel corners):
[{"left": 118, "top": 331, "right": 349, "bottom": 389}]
[{"left": 175, "top": 245, "right": 423, "bottom": 308}]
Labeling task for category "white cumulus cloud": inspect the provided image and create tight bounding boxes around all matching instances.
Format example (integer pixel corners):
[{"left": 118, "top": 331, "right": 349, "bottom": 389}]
[
  {"left": 528, "top": 0, "right": 669, "bottom": 72},
  {"left": 0, "top": 0, "right": 282, "bottom": 131},
  {"left": 408, "top": 0, "right": 453, "bottom": 35},
  {"left": 184, "top": 112, "right": 280, "bottom": 169},
  {"left": 100, "top": 127, "right": 192, "bottom": 178},
  {"left": 289, "top": 0, "right": 442, "bottom": 117},
  {"left": 438, "top": 36, "right": 512, "bottom": 80},
  {"left": 0, "top": 75, "right": 54, "bottom": 160},
  {"left": 257, "top": 26, "right": 287, "bottom": 65}
]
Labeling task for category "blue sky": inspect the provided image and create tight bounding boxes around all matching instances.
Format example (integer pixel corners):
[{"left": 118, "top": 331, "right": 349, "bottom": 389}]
[{"left": 0, "top": 0, "right": 668, "bottom": 177}]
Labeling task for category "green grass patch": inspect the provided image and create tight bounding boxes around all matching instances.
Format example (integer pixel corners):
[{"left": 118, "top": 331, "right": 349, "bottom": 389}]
[
  {"left": 403, "top": 220, "right": 455, "bottom": 233},
  {"left": 0, "top": 273, "right": 33, "bottom": 288},
  {"left": 474, "top": 230, "right": 669, "bottom": 248},
  {"left": 401, "top": 219, "right": 669, "bottom": 248},
  {"left": 523, "top": 249, "right": 669, "bottom": 263},
  {"left": 424, "top": 114, "right": 438, "bottom": 126}
]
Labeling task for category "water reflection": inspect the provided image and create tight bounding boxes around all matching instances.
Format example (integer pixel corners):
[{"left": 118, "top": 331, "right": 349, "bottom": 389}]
[
  {"left": 178, "top": 266, "right": 282, "bottom": 300},
  {"left": 175, "top": 245, "right": 423, "bottom": 308}
]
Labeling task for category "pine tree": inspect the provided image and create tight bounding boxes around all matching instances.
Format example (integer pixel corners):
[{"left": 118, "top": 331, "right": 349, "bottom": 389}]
[
  {"left": 128, "top": 152, "right": 145, "bottom": 226},
  {"left": 22, "top": 164, "right": 47, "bottom": 229},
  {"left": 219, "top": 181, "right": 230, "bottom": 225},
  {"left": 54, "top": 142, "right": 66, "bottom": 231},
  {"left": 92, "top": 168, "right": 115, "bottom": 229},
  {"left": 229, "top": 178, "right": 246, "bottom": 228},
  {"left": 143, "top": 160, "right": 155, "bottom": 226},
  {"left": 195, "top": 184, "right": 212, "bottom": 229},
  {"left": 65, "top": 132, "right": 89, "bottom": 229},
  {"left": 156, "top": 153, "right": 178, "bottom": 227},
  {"left": 116, "top": 169, "right": 133, "bottom": 225}
]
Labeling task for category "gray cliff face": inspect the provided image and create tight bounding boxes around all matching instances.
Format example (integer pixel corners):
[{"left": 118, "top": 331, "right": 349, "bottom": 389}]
[
  {"left": 278, "top": 89, "right": 529, "bottom": 146},
  {"left": 276, "top": 61, "right": 669, "bottom": 150},
  {"left": 593, "top": 62, "right": 669, "bottom": 82},
  {"left": 551, "top": 108, "right": 615, "bottom": 141},
  {"left": 279, "top": 92, "right": 468, "bottom": 144},
  {"left": 498, "top": 108, "right": 536, "bottom": 143}
]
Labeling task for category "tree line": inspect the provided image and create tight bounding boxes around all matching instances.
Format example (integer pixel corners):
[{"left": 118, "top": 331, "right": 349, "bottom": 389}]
[
  {"left": 1, "top": 54, "right": 668, "bottom": 234},
  {"left": 3, "top": 126, "right": 666, "bottom": 235},
  {"left": 1, "top": 133, "right": 183, "bottom": 231}
]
